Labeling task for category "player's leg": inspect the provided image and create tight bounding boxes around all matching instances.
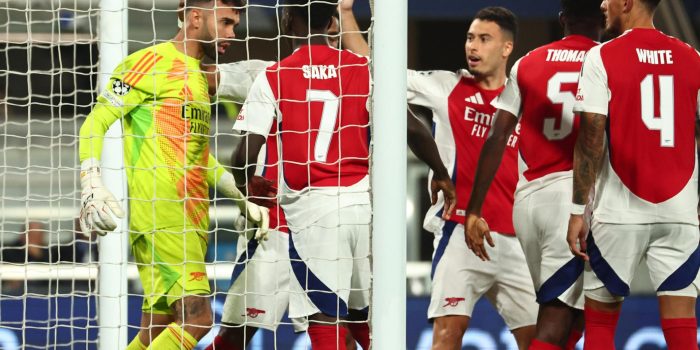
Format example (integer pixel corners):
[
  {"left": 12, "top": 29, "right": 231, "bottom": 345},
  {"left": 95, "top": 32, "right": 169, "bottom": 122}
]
[
  {"left": 582, "top": 222, "right": 648, "bottom": 350},
  {"left": 429, "top": 222, "right": 494, "bottom": 350},
  {"left": 127, "top": 312, "right": 174, "bottom": 349},
  {"left": 206, "top": 230, "right": 292, "bottom": 350},
  {"left": 484, "top": 233, "right": 537, "bottom": 350},
  {"left": 432, "top": 316, "right": 470, "bottom": 350},
  {"left": 145, "top": 230, "right": 213, "bottom": 349},
  {"left": 646, "top": 223, "right": 699, "bottom": 350},
  {"left": 288, "top": 206, "right": 364, "bottom": 350},
  {"left": 128, "top": 234, "right": 176, "bottom": 349},
  {"left": 514, "top": 185, "right": 585, "bottom": 349},
  {"left": 346, "top": 206, "right": 371, "bottom": 350}
]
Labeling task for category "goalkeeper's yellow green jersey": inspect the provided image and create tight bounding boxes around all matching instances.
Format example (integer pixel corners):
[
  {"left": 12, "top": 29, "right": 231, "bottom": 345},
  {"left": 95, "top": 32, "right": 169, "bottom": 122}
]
[{"left": 79, "top": 42, "right": 222, "bottom": 236}]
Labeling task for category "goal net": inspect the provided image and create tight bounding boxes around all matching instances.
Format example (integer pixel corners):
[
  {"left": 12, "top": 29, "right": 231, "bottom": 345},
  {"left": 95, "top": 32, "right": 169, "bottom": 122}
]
[{"left": 0, "top": 0, "right": 406, "bottom": 349}]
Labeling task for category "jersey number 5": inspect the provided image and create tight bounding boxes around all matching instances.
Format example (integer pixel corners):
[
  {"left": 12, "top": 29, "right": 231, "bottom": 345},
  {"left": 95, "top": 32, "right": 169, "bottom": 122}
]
[
  {"left": 641, "top": 74, "right": 675, "bottom": 147},
  {"left": 544, "top": 72, "right": 579, "bottom": 140},
  {"left": 307, "top": 89, "right": 340, "bottom": 162}
]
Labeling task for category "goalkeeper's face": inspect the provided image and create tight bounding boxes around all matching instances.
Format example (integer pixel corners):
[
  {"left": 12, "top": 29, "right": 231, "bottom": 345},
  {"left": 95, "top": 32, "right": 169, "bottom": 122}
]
[
  {"left": 465, "top": 19, "right": 513, "bottom": 78},
  {"left": 200, "top": 4, "right": 241, "bottom": 59}
]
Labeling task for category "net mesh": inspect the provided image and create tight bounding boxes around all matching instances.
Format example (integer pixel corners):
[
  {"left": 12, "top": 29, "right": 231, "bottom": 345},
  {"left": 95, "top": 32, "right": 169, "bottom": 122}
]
[{"left": 0, "top": 1, "right": 373, "bottom": 349}]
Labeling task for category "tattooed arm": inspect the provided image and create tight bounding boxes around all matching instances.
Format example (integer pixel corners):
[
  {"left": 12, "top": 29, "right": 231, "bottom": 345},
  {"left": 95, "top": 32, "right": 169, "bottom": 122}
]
[{"left": 567, "top": 112, "right": 606, "bottom": 260}]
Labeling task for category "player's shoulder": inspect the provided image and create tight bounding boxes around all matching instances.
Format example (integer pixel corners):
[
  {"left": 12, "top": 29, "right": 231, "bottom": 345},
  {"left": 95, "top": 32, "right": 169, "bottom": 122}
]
[
  {"left": 340, "top": 48, "right": 370, "bottom": 62},
  {"left": 122, "top": 42, "right": 172, "bottom": 66}
]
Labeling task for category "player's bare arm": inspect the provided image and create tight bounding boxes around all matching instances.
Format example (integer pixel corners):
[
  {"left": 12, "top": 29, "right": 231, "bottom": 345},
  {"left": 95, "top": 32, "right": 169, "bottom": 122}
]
[
  {"left": 231, "top": 133, "right": 266, "bottom": 193},
  {"left": 407, "top": 107, "right": 456, "bottom": 219},
  {"left": 464, "top": 110, "right": 518, "bottom": 261},
  {"left": 567, "top": 111, "right": 606, "bottom": 260},
  {"left": 338, "top": 0, "right": 369, "bottom": 56}
]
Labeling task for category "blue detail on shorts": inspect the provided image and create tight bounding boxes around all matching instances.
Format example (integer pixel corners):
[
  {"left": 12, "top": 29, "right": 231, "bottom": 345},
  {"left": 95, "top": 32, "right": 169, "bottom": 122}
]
[
  {"left": 229, "top": 237, "right": 260, "bottom": 284},
  {"left": 587, "top": 233, "right": 630, "bottom": 297},
  {"left": 536, "top": 257, "right": 584, "bottom": 304},
  {"left": 658, "top": 244, "right": 700, "bottom": 292},
  {"left": 431, "top": 221, "right": 458, "bottom": 280},
  {"left": 289, "top": 233, "right": 348, "bottom": 318}
]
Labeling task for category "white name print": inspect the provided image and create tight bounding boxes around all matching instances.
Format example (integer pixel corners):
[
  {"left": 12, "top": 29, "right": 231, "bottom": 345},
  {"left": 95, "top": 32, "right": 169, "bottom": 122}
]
[
  {"left": 545, "top": 49, "right": 586, "bottom": 63},
  {"left": 302, "top": 65, "right": 338, "bottom": 80},
  {"left": 636, "top": 49, "right": 674, "bottom": 65}
]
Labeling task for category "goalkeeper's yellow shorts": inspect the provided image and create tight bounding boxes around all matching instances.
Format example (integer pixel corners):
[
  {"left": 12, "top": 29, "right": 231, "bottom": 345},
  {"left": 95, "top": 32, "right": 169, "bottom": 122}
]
[{"left": 131, "top": 229, "right": 210, "bottom": 315}]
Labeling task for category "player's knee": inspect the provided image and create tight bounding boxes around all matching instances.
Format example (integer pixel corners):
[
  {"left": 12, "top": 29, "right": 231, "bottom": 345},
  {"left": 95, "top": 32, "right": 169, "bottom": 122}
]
[
  {"left": 433, "top": 316, "right": 468, "bottom": 344},
  {"left": 177, "top": 296, "right": 213, "bottom": 327},
  {"left": 585, "top": 287, "right": 624, "bottom": 304}
]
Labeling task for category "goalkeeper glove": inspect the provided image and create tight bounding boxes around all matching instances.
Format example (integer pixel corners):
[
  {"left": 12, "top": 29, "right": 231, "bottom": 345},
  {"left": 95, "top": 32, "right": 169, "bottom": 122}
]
[
  {"left": 79, "top": 158, "right": 125, "bottom": 236},
  {"left": 216, "top": 171, "right": 270, "bottom": 241}
]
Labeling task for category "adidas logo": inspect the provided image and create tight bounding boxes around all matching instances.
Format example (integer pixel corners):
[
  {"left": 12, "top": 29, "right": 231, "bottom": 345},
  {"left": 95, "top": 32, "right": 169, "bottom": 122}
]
[{"left": 465, "top": 92, "right": 484, "bottom": 105}]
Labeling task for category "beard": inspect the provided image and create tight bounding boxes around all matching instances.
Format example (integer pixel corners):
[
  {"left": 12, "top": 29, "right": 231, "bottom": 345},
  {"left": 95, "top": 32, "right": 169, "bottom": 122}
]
[
  {"left": 603, "top": 17, "right": 623, "bottom": 40},
  {"left": 202, "top": 41, "right": 218, "bottom": 60}
]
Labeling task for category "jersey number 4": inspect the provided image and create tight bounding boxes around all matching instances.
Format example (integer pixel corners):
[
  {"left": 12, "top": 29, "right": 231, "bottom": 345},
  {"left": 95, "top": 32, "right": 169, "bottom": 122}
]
[
  {"left": 641, "top": 74, "right": 675, "bottom": 147},
  {"left": 307, "top": 89, "right": 340, "bottom": 162},
  {"left": 544, "top": 72, "right": 579, "bottom": 140}
]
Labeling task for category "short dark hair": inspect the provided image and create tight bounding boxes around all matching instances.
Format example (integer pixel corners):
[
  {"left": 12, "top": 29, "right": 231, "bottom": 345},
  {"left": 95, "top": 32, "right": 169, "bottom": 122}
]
[
  {"left": 474, "top": 7, "right": 518, "bottom": 40},
  {"left": 640, "top": 0, "right": 662, "bottom": 11},
  {"left": 561, "top": 0, "right": 603, "bottom": 21},
  {"left": 285, "top": 0, "right": 338, "bottom": 31},
  {"left": 185, "top": 0, "right": 246, "bottom": 9}
]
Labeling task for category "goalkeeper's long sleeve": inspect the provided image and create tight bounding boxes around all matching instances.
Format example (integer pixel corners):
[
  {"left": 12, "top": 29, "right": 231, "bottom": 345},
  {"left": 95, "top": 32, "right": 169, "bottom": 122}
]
[{"left": 78, "top": 107, "right": 120, "bottom": 162}]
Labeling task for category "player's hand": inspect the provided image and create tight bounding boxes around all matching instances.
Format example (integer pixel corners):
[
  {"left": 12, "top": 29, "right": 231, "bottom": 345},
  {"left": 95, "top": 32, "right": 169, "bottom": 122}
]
[
  {"left": 567, "top": 214, "right": 589, "bottom": 261},
  {"left": 238, "top": 201, "right": 270, "bottom": 242},
  {"left": 431, "top": 175, "right": 456, "bottom": 220},
  {"left": 465, "top": 213, "right": 494, "bottom": 261},
  {"left": 247, "top": 176, "right": 278, "bottom": 208},
  {"left": 338, "top": 0, "right": 354, "bottom": 12},
  {"left": 79, "top": 166, "right": 125, "bottom": 236}
]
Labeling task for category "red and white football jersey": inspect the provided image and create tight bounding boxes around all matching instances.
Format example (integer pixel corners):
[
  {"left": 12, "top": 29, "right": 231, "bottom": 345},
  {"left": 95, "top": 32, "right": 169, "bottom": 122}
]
[
  {"left": 234, "top": 45, "right": 371, "bottom": 228},
  {"left": 493, "top": 35, "right": 597, "bottom": 198},
  {"left": 258, "top": 122, "right": 289, "bottom": 233},
  {"left": 408, "top": 69, "right": 520, "bottom": 235},
  {"left": 574, "top": 28, "right": 700, "bottom": 225}
]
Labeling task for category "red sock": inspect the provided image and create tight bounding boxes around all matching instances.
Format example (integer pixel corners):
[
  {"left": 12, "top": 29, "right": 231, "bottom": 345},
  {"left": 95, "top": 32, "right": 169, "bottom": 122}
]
[
  {"left": 661, "top": 318, "right": 699, "bottom": 350},
  {"left": 564, "top": 330, "right": 583, "bottom": 350},
  {"left": 583, "top": 308, "right": 620, "bottom": 350},
  {"left": 204, "top": 335, "right": 244, "bottom": 350},
  {"left": 347, "top": 322, "right": 370, "bottom": 349},
  {"left": 528, "top": 339, "right": 562, "bottom": 350},
  {"left": 308, "top": 324, "right": 348, "bottom": 350}
]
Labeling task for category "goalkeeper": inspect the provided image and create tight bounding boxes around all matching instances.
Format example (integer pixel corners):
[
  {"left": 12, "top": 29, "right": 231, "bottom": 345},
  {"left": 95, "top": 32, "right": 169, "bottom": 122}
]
[{"left": 78, "top": 1, "right": 267, "bottom": 349}]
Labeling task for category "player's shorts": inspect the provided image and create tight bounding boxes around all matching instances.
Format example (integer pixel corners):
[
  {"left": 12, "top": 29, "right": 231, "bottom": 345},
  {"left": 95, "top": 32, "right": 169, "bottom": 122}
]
[
  {"left": 585, "top": 220, "right": 700, "bottom": 299},
  {"left": 513, "top": 179, "right": 584, "bottom": 309},
  {"left": 222, "top": 230, "right": 306, "bottom": 332},
  {"left": 287, "top": 204, "right": 371, "bottom": 320},
  {"left": 428, "top": 221, "right": 538, "bottom": 330},
  {"left": 131, "top": 229, "right": 210, "bottom": 315}
]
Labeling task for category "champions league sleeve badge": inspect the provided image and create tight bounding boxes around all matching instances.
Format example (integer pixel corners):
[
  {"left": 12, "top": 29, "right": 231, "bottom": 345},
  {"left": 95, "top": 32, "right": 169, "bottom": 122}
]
[{"left": 111, "top": 79, "right": 131, "bottom": 96}]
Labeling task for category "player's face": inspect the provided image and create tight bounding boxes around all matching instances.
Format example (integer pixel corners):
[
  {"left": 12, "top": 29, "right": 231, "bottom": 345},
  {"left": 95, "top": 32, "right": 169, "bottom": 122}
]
[
  {"left": 601, "top": 0, "right": 624, "bottom": 38},
  {"left": 200, "top": 3, "right": 241, "bottom": 59},
  {"left": 465, "top": 19, "right": 512, "bottom": 78},
  {"left": 327, "top": 16, "right": 340, "bottom": 49}
]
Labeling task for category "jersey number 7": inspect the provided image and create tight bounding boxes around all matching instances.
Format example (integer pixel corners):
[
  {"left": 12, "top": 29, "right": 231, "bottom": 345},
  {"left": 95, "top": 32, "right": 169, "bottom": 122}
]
[{"left": 307, "top": 89, "right": 340, "bottom": 162}]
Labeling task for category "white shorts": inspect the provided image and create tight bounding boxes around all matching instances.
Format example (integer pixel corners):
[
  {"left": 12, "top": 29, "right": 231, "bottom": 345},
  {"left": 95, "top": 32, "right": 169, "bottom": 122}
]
[
  {"left": 222, "top": 231, "right": 306, "bottom": 332},
  {"left": 585, "top": 221, "right": 700, "bottom": 299},
  {"left": 513, "top": 180, "right": 584, "bottom": 309},
  {"left": 288, "top": 204, "right": 371, "bottom": 320},
  {"left": 428, "top": 221, "right": 538, "bottom": 330}
]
